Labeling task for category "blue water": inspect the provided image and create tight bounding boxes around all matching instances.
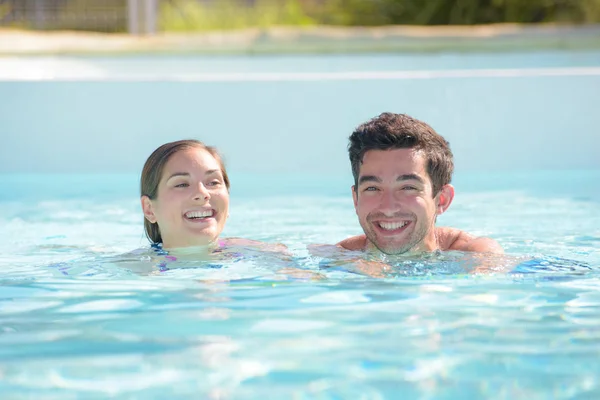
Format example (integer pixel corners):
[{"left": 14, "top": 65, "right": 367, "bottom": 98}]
[{"left": 1, "top": 50, "right": 600, "bottom": 398}]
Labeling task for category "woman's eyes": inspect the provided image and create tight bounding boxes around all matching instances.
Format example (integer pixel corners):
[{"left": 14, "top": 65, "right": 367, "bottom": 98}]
[{"left": 173, "top": 180, "right": 222, "bottom": 188}]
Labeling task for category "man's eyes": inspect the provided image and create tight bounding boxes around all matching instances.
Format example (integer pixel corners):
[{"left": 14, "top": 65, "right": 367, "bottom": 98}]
[{"left": 362, "top": 185, "right": 419, "bottom": 192}]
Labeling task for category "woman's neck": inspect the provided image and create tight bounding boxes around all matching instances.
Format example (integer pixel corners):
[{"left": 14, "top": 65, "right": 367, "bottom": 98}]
[{"left": 156, "top": 239, "right": 222, "bottom": 258}]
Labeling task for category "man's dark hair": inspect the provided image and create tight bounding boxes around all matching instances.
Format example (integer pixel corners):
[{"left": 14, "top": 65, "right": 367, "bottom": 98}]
[{"left": 349, "top": 112, "right": 454, "bottom": 195}]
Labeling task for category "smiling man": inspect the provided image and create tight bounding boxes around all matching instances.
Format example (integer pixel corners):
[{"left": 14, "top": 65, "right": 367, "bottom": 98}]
[{"left": 338, "top": 112, "right": 503, "bottom": 255}]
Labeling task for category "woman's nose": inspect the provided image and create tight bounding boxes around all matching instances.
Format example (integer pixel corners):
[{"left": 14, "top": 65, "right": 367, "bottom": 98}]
[{"left": 194, "top": 183, "right": 211, "bottom": 201}]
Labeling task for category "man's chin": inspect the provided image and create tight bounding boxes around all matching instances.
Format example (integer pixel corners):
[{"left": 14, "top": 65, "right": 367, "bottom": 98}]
[
  {"left": 375, "top": 247, "right": 411, "bottom": 256},
  {"left": 367, "top": 238, "right": 412, "bottom": 255}
]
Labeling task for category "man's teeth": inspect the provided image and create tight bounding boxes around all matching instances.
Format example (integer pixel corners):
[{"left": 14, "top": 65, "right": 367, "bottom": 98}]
[
  {"left": 185, "top": 210, "right": 213, "bottom": 219},
  {"left": 378, "top": 221, "right": 408, "bottom": 230}
]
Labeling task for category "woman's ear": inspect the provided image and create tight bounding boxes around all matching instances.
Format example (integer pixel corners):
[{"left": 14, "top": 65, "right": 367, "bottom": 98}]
[{"left": 141, "top": 196, "right": 157, "bottom": 223}]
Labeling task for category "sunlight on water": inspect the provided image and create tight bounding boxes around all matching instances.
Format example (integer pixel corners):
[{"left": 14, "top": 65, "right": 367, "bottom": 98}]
[
  {"left": 1, "top": 172, "right": 599, "bottom": 398},
  {"left": 2, "top": 50, "right": 600, "bottom": 398}
]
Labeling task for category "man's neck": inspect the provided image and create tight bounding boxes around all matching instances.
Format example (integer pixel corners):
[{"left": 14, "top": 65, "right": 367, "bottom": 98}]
[{"left": 364, "top": 231, "right": 440, "bottom": 256}]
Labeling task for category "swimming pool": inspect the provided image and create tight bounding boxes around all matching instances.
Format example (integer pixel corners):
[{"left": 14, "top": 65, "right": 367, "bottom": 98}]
[{"left": 1, "top": 51, "right": 600, "bottom": 398}]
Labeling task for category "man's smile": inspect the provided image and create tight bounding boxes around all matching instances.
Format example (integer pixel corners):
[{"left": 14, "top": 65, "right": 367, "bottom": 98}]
[{"left": 372, "top": 219, "right": 412, "bottom": 235}]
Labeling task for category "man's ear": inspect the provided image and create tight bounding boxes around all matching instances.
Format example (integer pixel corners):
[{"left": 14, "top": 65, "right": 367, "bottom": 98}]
[
  {"left": 435, "top": 184, "right": 454, "bottom": 216},
  {"left": 352, "top": 185, "right": 358, "bottom": 211},
  {"left": 141, "top": 196, "right": 157, "bottom": 223}
]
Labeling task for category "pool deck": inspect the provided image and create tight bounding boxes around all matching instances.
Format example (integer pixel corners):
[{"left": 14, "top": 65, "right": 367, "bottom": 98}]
[{"left": 1, "top": 23, "right": 600, "bottom": 56}]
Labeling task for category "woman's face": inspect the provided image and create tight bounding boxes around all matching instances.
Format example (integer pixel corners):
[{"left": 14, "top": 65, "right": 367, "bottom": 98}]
[{"left": 141, "top": 148, "right": 229, "bottom": 249}]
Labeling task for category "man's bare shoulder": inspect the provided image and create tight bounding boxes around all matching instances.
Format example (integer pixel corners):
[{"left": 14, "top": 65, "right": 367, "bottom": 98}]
[
  {"left": 336, "top": 235, "right": 367, "bottom": 251},
  {"left": 437, "top": 227, "right": 504, "bottom": 254}
]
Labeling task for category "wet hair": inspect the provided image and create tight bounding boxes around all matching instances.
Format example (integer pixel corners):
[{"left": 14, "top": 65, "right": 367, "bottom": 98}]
[
  {"left": 348, "top": 112, "right": 454, "bottom": 195},
  {"left": 140, "top": 139, "right": 230, "bottom": 244}
]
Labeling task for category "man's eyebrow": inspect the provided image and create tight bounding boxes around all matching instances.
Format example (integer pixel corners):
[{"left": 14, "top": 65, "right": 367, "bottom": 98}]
[
  {"left": 358, "top": 175, "right": 382, "bottom": 185},
  {"left": 397, "top": 174, "right": 425, "bottom": 183}
]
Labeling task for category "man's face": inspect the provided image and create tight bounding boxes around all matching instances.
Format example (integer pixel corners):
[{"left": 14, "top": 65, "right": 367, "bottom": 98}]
[{"left": 352, "top": 148, "right": 453, "bottom": 255}]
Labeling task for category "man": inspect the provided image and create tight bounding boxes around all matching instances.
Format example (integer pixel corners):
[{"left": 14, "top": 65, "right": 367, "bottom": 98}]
[{"left": 338, "top": 112, "right": 503, "bottom": 255}]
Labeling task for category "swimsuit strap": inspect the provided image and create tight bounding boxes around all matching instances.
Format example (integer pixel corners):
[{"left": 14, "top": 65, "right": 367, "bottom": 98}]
[
  {"left": 151, "top": 243, "right": 175, "bottom": 271},
  {"left": 151, "top": 240, "right": 238, "bottom": 272}
]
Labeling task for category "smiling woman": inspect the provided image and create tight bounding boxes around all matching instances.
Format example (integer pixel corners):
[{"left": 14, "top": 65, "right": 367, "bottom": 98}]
[
  {"left": 140, "top": 139, "right": 230, "bottom": 249},
  {"left": 138, "top": 139, "right": 290, "bottom": 268}
]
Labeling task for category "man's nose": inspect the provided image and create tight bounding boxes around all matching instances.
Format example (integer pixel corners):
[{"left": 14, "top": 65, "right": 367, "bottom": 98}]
[
  {"left": 379, "top": 190, "right": 398, "bottom": 213},
  {"left": 194, "top": 183, "right": 211, "bottom": 201}
]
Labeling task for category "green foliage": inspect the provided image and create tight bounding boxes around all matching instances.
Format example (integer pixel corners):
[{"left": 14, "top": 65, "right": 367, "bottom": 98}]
[
  {"left": 160, "top": 0, "right": 314, "bottom": 31},
  {"left": 160, "top": 0, "right": 600, "bottom": 31},
  {"left": 579, "top": 0, "right": 600, "bottom": 22},
  {"left": 1, "top": 0, "right": 127, "bottom": 32},
  {"left": 3, "top": 0, "right": 600, "bottom": 32}
]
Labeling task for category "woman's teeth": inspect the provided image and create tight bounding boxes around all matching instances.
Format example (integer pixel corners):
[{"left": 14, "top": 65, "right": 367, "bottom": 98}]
[{"left": 185, "top": 210, "right": 213, "bottom": 219}]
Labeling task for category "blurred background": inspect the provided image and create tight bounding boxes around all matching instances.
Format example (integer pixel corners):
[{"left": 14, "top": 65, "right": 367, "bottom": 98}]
[
  {"left": 1, "top": 0, "right": 600, "bottom": 33},
  {"left": 1, "top": 0, "right": 599, "bottom": 188}
]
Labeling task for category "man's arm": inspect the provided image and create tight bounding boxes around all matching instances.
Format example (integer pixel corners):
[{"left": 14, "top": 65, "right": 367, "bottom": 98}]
[{"left": 308, "top": 243, "right": 388, "bottom": 278}]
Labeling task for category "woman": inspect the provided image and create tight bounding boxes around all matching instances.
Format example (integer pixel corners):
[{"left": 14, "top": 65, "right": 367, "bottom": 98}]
[
  {"left": 138, "top": 139, "right": 304, "bottom": 276},
  {"left": 140, "top": 139, "right": 232, "bottom": 250}
]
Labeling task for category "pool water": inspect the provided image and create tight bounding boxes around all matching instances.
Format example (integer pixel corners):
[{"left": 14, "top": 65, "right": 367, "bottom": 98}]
[
  {"left": 0, "top": 170, "right": 599, "bottom": 398},
  {"left": 1, "top": 50, "right": 600, "bottom": 398}
]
